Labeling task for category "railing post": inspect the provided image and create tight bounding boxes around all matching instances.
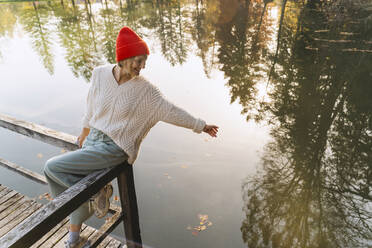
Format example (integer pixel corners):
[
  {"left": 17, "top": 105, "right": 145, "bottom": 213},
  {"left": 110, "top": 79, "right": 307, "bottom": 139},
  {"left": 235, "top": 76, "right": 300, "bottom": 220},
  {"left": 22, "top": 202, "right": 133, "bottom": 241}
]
[{"left": 117, "top": 163, "right": 142, "bottom": 248}]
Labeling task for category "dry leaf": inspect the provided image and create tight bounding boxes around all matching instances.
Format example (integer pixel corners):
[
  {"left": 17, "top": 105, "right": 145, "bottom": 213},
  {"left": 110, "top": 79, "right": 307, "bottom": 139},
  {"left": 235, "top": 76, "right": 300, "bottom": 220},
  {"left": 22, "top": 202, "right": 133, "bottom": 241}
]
[
  {"left": 113, "top": 195, "right": 119, "bottom": 201},
  {"left": 37, "top": 153, "right": 43, "bottom": 158},
  {"left": 60, "top": 149, "right": 67, "bottom": 153},
  {"left": 200, "top": 225, "right": 207, "bottom": 231},
  {"left": 181, "top": 165, "right": 188, "bottom": 169},
  {"left": 163, "top": 173, "right": 168, "bottom": 176}
]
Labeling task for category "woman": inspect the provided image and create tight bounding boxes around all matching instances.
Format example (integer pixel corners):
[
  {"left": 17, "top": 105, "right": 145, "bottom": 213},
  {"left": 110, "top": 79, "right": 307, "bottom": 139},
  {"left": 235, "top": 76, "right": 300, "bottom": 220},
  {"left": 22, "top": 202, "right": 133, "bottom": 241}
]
[{"left": 44, "top": 26, "right": 219, "bottom": 248}]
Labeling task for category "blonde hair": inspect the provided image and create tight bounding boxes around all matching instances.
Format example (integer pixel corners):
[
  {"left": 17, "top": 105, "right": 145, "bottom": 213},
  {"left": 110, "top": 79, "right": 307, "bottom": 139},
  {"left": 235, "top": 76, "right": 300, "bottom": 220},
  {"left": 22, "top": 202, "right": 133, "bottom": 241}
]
[{"left": 118, "top": 57, "right": 135, "bottom": 68}]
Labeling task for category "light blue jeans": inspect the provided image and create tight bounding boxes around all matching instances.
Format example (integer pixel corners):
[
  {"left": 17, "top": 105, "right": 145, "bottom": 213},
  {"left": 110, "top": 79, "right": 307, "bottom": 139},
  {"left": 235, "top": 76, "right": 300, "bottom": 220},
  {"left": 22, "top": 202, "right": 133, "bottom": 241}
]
[{"left": 43, "top": 127, "right": 128, "bottom": 226}]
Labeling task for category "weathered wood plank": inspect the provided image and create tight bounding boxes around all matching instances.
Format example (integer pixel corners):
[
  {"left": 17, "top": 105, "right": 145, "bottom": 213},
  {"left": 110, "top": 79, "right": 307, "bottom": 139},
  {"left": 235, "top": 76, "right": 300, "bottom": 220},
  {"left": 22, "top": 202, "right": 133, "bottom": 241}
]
[
  {"left": 76, "top": 225, "right": 96, "bottom": 247},
  {"left": 0, "top": 190, "right": 20, "bottom": 209},
  {"left": 105, "top": 238, "right": 122, "bottom": 248},
  {"left": 0, "top": 194, "right": 24, "bottom": 215},
  {"left": 117, "top": 165, "right": 142, "bottom": 248},
  {"left": 0, "top": 157, "right": 47, "bottom": 185},
  {"left": 0, "top": 188, "right": 13, "bottom": 203},
  {"left": 0, "top": 185, "right": 7, "bottom": 193},
  {"left": 0, "top": 113, "right": 78, "bottom": 151},
  {"left": 30, "top": 218, "right": 69, "bottom": 248},
  {"left": 34, "top": 220, "right": 70, "bottom": 248},
  {"left": 89, "top": 210, "right": 124, "bottom": 247},
  {"left": 0, "top": 200, "right": 42, "bottom": 238},
  {"left": 96, "top": 235, "right": 114, "bottom": 248},
  {"left": 0, "top": 163, "right": 128, "bottom": 248},
  {"left": 0, "top": 195, "right": 26, "bottom": 221},
  {"left": 51, "top": 225, "right": 88, "bottom": 248}
]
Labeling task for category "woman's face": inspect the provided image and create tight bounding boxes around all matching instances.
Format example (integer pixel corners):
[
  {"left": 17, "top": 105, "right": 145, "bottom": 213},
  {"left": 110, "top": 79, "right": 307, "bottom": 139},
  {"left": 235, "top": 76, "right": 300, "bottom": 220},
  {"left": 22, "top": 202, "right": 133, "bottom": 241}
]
[{"left": 121, "top": 55, "right": 147, "bottom": 77}]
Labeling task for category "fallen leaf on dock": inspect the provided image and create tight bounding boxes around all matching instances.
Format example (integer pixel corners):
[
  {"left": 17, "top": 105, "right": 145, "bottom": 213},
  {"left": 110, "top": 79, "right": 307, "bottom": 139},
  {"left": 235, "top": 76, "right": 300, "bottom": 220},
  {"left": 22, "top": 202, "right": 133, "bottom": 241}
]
[{"left": 38, "top": 192, "right": 53, "bottom": 201}]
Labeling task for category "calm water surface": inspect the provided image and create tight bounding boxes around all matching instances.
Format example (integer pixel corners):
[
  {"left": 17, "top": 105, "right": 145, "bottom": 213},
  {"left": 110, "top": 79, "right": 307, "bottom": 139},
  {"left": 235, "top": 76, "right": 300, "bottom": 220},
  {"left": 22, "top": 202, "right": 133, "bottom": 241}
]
[{"left": 0, "top": 0, "right": 371, "bottom": 247}]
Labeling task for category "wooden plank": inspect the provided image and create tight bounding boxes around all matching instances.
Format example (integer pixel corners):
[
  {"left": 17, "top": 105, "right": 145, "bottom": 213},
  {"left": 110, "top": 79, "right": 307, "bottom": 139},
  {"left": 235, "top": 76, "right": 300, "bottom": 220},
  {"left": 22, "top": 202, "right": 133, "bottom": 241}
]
[
  {"left": 89, "top": 210, "right": 124, "bottom": 247},
  {"left": 96, "top": 235, "right": 114, "bottom": 248},
  {"left": 0, "top": 163, "right": 128, "bottom": 248},
  {"left": 0, "top": 195, "right": 26, "bottom": 220},
  {"left": 0, "top": 185, "right": 7, "bottom": 193},
  {"left": 0, "top": 194, "right": 24, "bottom": 215},
  {"left": 40, "top": 221, "right": 73, "bottom": 248},
  {"left": 0, "top": 157, "right": 47, "bottom": 185},
  {"left": 105, "top": 238, "right": 122, "bottom": 248},
  {"left": 117, "top": 165, "right": 142, "bottom": 248},
  {"left": 0, "top": 190, "right": 18, "bottom": 206},
  {"left": 77, "top": 225, "right": 96, "bottom": 247},
  {"left": 0, "top": 188, "right": 13, "bottom": 202},
  {"left": 0, "top": 113, "right": 78, "bottom": 151},
  {"left": 53, "top": 225, "right": 88, "bottom": 248},
  {"left": 0, "top": 197, "right": 29, "bottom": 224},
  {"left": 0, "top": 200, "right": 42, "bottom": 237},
  {"left": 30, "top": 218, "right": 69, "bottom": 248}
]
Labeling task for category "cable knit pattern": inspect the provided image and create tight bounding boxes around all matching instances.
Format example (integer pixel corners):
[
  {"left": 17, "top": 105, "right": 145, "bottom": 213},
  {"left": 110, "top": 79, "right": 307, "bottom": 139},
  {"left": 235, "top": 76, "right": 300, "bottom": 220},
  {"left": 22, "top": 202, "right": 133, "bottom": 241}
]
[{"left": 81, "top": 64, "right": 206, "bottom": 164}]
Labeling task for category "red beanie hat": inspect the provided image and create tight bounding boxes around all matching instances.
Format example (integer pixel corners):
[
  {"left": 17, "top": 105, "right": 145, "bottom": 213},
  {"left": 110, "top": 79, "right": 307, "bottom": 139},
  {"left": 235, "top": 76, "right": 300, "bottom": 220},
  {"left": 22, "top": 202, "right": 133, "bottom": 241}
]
[{"left": 116, "top": 26, "right": 149, "bottom": 62}]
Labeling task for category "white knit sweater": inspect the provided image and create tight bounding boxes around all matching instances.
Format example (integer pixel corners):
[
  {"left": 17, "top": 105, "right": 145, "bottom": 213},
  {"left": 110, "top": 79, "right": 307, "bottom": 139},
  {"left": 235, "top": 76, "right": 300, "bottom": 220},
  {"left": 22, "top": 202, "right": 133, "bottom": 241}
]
[{"left": 82, "top": 64, "right": 206, "bottom": 164}]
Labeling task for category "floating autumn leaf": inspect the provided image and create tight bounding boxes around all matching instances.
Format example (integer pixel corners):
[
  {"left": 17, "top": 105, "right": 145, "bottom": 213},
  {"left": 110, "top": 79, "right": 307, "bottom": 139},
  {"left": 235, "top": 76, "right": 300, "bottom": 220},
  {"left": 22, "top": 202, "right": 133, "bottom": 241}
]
[
  {"left": 113, "top": 195, "right": 119, "bottom": 201},
  {"left": 198, "top": 214, "right": 209, "bottom": 223},
  {"left": 37, "top": 153, "right": 43, "bottom": 158},
  {"left": 187, "top": 213, "right": 212, "bottom": 236},
  {"left": 60, "top": 149, "right": 67, "bottom": 153}
]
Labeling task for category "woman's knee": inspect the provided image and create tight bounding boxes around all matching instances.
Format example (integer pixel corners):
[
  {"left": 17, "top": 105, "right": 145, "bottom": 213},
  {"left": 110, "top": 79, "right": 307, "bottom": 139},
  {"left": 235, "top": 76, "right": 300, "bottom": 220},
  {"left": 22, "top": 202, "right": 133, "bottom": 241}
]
[{"left": 44, "top": 156, "right": 59, "bottom": 175}]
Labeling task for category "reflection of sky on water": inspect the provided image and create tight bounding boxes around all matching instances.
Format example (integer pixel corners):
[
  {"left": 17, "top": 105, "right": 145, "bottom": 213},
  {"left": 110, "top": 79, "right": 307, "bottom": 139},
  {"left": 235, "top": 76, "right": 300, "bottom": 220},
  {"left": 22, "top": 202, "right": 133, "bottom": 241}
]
[{"left": 0, "top": 19, "right": 269, "bottom": 248}]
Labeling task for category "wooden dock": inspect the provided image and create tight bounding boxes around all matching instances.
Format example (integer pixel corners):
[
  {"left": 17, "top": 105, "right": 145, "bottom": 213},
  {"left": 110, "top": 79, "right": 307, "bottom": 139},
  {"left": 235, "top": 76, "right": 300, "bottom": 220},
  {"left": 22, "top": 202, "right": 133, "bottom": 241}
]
[{"left": 0, "top": 185, "right": 124, "bottom": 248}]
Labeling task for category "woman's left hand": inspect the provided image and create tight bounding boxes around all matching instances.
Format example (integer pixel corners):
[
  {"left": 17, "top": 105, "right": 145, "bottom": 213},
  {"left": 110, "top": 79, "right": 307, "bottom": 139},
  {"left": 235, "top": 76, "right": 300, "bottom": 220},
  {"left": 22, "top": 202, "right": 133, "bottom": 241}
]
[{"left": 203, "top": 124, "right": 219, "bottom": 137}]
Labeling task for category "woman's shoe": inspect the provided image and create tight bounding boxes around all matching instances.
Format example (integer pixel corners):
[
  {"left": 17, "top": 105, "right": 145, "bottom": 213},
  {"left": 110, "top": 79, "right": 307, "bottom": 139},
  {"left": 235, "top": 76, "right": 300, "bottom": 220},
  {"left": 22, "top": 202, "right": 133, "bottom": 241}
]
[{"left": 91, "top": 183, "right": 113, "bottom": 218}]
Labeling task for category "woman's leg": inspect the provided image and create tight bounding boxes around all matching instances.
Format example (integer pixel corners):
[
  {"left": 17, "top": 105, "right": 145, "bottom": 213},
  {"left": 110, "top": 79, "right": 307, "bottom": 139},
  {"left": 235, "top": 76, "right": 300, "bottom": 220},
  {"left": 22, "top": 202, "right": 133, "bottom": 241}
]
[{"left": 43, "top": 135, "right": 128, "bottom": 232}]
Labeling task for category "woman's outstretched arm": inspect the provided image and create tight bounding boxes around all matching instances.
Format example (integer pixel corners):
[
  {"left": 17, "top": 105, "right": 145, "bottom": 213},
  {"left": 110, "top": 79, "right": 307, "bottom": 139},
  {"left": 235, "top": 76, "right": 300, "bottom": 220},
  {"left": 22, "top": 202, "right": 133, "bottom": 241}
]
[{"left": 154, "top": 88, "right": 219, "bottom": 137}]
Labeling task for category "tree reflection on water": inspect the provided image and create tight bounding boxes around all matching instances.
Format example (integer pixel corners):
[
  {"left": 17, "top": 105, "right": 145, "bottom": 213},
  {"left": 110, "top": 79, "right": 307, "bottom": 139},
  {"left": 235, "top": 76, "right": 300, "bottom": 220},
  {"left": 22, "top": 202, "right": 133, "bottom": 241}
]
[
  {"left": 0, "top": 0, "right": 371, "bottom": 246},
  {"left": 241, "top": 1, "right": 372, "bottom": 247}
]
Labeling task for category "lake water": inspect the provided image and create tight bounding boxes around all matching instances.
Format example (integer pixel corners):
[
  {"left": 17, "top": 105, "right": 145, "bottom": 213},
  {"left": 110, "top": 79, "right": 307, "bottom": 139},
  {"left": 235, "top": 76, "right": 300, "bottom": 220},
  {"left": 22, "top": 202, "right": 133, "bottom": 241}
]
[{"left": 0, "top": 0, "right": 371, "bottom": 247}]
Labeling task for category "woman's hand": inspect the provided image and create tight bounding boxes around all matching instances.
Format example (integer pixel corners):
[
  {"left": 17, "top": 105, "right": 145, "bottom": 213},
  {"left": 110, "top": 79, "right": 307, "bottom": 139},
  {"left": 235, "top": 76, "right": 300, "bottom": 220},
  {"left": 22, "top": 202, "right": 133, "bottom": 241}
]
[
  {"left": 77, "top": 127, "right": 90, "bottom": 148},
  {"left": 203, "top": 124, "right": 219, "bottom": 137}
]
